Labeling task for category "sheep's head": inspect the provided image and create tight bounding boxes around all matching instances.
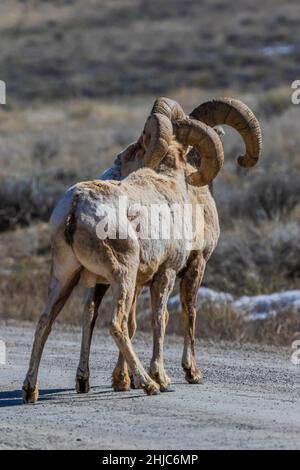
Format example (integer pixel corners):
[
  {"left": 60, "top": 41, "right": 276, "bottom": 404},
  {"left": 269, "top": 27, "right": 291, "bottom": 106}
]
[
  {"left": 114, "top": 141, "right": 144, "bottom": 177},
  {"left": 114, "top": 97, "right": 225, "bottom": 186},
  {"left": 113, "top": 96, "right": 262, "bottom": 184},
  {"left": 115, "top": 97, "right": 186, "bottom": 177}
]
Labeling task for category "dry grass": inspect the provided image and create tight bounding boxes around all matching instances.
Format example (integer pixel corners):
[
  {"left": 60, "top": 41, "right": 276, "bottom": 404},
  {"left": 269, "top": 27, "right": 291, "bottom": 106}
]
[
  {"left": 1, "top": 0, "right": 300, "bottom": 100},
  {"left": 162, "top": 302, "right": 300, "bottom": 347}
]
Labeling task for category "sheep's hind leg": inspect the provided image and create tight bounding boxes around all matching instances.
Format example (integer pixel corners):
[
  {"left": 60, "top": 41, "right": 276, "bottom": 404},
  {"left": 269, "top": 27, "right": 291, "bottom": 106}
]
[
  {"left": 76, "top": 284, "right": 109, "bottom": 393},
  {"left": 180, "top": 255, "right": 206, "bottom": 384},
  {"left": 23, "top": 270, "right": 81, "bottom": 404},
  {"left": 112, "top": 287, "right": 140, "bottom": 392},
  {"left": 149, "top": 269, "right": 176, "bottom": 391},
  {"left": 110, "top": 279, "right": 159, "bottom": 395}
]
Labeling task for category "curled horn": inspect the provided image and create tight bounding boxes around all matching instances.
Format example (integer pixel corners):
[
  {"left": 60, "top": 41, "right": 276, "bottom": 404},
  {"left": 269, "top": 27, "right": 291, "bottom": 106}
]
[
  {"left": 151, "top": 96, "right": 186, "bottom": 121},
  {"left": 142, "top": 112, "right": 173, "bottom": 169},
  {"left": 190, "top": 97, "right": 262, "bottom": 168},
  {"left": 142, "top": 97, "right": 186, "bottom": 168},
  {"left": 114, "top": 97, "right": 185, "bottom": 172},
  {"left": 173, "top": 117, "right": 224, "bottom": 186}
]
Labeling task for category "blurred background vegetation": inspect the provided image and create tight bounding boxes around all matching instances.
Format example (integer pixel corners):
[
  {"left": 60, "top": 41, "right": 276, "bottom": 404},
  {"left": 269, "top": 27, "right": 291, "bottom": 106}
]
[{"left": 0, "top": 0, "right": 300, "bottom": 343}]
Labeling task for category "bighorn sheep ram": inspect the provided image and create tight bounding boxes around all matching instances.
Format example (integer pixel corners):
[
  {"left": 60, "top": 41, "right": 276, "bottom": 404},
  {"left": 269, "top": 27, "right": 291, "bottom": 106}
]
[
  {"left": 74, "top": 97, "right": 262, "bottom": 395},
  {"left": 23, "top": 97, "right": 261, "bottom": 403}
]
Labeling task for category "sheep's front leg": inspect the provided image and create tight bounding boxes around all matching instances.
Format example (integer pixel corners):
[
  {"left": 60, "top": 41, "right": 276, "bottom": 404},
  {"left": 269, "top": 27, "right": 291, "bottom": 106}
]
[
  {"left": 149, "top": 269, "right": 176, "bottom": 391},
  {"left": 76, "top": 284, "right": 109, "bottom": 393},
  {"left": 180, "top": 255, "right": 206, "bottom": 384},
  {"left": 112, "top": 287, "right": 140, "bottom": 392},
  {"left": 110, "top": 280, "right": 159, "bottom": 395}
]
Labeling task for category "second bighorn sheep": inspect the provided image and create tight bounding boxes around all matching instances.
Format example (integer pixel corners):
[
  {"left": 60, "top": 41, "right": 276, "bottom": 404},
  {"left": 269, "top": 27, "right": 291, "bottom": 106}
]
[
  {"left": 23, "top": 100, "right": 226, "bottom": 402},
  {"left": 75, "top": 97, "right": 262, "bottom": 394}
]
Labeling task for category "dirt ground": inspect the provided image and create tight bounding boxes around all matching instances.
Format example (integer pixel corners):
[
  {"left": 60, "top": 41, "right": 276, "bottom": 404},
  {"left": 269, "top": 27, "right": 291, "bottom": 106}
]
[{"left": 0, "top": 320, "right": 299, "bottom": 450}]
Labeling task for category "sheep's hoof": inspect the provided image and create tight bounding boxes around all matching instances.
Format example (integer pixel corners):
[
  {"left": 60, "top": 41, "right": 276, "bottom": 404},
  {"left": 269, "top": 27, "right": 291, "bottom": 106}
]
[
  {"left": 133, "top": 373, "right": 160, "bottom": 395},
  {"left": 112, "top": 370, "right": 131, "bottom": 392},
  {"left": 22, "top": 384, "right": 39, "bottom": 404},
  {"left": 143, "top": 380, "right": 160, "bottom": 396},
  {"left": 76, "top": 376, "right": 90, "bottom": 394},
  {"left": 184, "top": 367, "right": 202, "bottom": 384},
  {"left": 149, "top": 368, "right": 172, "bottom": 392}
]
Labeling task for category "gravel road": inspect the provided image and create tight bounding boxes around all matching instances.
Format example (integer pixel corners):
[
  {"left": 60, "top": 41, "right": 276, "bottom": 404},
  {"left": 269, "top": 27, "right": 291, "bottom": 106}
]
[{"left": 0, "top": 321, "right": 299, "bottom": 450}]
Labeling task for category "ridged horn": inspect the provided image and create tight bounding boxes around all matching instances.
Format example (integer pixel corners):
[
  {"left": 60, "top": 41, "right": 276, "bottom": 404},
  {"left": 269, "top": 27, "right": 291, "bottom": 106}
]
[
  {"left": 151, "top": 96, "right": 186, "bottom": 121},
  {"left": 142, "top": 112, "right": 173, "bottom": 169},
  {"left": 173, "top": 117, "right": 224, "bottom": 186},
  {"left": 190, "top": 97, "right": 262, "bottom": 168},
  {"left": 114, "top": 97, "right": 184, "bottom": 172}
]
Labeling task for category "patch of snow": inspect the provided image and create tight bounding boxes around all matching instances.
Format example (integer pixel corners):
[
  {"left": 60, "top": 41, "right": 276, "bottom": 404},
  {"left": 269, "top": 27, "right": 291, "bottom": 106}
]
[
  {"left": 196, "top": 287, "right": 233, "bottom": 305},
  {"left": 167, "top": 287, "right": 233, "bottom": 311},
  {"left": 167, "top": 293, "right": 180, "bottom": 309},
  {"left": 261, "top": 44, "right": 295, "bottom": 57},
  {"left": 233, "top": 290, "right": 300, "bottom": 321},
  {"left": 168, "top": 288, "right": 300, "bottom": 322}
]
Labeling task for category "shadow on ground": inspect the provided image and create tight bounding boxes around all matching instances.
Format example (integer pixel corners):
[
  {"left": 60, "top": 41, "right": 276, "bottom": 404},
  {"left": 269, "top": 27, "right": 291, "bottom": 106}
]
[{"left": 0, "top": 386, "right": 148, "bottom": 408}]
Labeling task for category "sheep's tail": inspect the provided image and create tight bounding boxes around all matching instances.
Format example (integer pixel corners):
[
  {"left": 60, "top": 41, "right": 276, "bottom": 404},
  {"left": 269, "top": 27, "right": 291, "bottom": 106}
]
[{"left": 64, "top": 192, "right": 80, "bottom": 246}]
